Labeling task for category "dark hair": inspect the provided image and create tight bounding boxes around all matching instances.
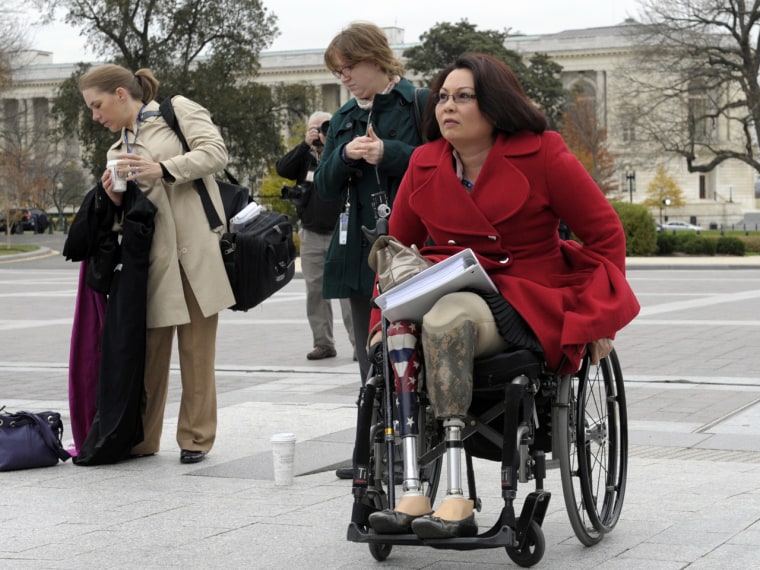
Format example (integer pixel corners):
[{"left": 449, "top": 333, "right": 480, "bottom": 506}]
[
  {"left": 79, "top": 64, "right": 159, "bottom": 103},
  {"left": 324, "top": 22, "right": 404, "bottom": 77},
  {"left": 423, "top": 53, "right": 547, "bottom": 142}
]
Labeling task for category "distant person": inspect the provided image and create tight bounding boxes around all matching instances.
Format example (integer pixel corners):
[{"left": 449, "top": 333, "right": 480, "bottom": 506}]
[
  {"left": 276, "top": 111, "right": 355, "bottom": 361},
  {"left": 315, "top": 22, "right": 429, "bottom": 382},
  {"left": 76, "top": 64, "right": 233, "bottom": 465}
]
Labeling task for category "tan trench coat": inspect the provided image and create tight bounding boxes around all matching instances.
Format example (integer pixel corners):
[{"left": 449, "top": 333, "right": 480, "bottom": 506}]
[{"left": 107, "top": 95, "right": 235, "bottom": 328}]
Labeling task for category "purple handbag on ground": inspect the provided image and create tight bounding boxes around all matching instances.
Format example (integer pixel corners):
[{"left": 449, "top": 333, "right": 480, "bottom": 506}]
[{"left": 0, "top": 408, "right": 72, "bottom": 471}]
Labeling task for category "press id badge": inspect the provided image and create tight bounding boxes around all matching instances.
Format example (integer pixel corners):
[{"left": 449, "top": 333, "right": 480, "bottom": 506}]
[{"left": 339, "top": 212, "right": 349, "bottom": 245}]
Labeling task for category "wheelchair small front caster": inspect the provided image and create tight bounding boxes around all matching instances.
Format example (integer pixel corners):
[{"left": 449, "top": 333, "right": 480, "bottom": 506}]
[
  {"left": 505, "top": 520, "right": 545, "bottom": 567},
  {"left": 369, "top": 542, "right": 393, "bottom": 561}
]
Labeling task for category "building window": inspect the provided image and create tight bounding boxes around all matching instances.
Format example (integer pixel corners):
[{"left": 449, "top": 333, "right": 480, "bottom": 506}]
[
  {"left": 33, "top": 98, "right": 49, "bottom": 134},
  {"left": 699, "top": 174, "right": 706, "bottom": 199},
  {"left": 622, "top": 124, "right": 635, "bottom": 143}
]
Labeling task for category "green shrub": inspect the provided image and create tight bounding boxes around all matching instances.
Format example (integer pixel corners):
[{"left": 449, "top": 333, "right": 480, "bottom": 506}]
[
  {"left": 740, "top": 235, "right": 760, "bottom": 253},
  {"left": 715, "top": 236, "right": 745, "bottom": 256},
  {"left": 610, "top": 201, "right": 657, "bottom": 256},
  {"left": 675, "top": 233, "right": 716, "bottom": 255},
  {"left": 656, "top": 232, "right": 677, "bottom": 255}
]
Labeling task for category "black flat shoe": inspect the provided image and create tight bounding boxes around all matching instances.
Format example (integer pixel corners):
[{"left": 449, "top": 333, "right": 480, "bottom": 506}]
[
  {"left": 180, "top": 449, "right": 206, "bottom": 464},
  {"left": 368, "top": 509, "right": 431, "bottom": 534},
  {"left": 411, "top": 513, "right": 478, "bottom": 539}
]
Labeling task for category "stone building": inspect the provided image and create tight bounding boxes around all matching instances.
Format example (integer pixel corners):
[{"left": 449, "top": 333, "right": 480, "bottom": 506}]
[{"left": 3, "top": 24, "right": 759, "bottom": 225}]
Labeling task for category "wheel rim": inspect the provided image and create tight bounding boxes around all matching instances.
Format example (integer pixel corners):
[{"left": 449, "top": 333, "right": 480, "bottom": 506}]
[{"left": 577, "top": 350, "right": 628, "bottom": 533}]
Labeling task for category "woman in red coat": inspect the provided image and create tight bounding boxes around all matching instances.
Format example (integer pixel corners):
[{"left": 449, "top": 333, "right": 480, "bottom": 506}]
[{"left": 367, "top": 54, "right": 640, "bottom": 539}]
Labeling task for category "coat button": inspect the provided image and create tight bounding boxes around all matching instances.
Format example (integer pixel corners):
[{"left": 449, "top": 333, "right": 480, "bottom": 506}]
[
  {"left": 181, "top": 247, "right": 188, "bottom": 254},
  {"left": 447, "top": 240, "right": 457, "bottom": 245}
]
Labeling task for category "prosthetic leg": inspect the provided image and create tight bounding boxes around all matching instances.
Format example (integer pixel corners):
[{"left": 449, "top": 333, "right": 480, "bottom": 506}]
[
  {"left": 368, "top": 321, "right": 432, "bottom": 534},
  {"left": 411, "top": 318, "right": 479, "bottom": 539}
]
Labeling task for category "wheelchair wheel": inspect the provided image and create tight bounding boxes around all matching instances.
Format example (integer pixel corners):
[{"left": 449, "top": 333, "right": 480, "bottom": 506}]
[
  {"left": 576, "top": 349, "right": 628, "bottom": 533},
  {"left": 556, "top": 350, "right": 628, "bottom": 545},
  {"left": 368, "top": 542, "right": 392, "bottom": 562},
  {"left": 506, "top": 520, "right": 545, "bottom": 567}
]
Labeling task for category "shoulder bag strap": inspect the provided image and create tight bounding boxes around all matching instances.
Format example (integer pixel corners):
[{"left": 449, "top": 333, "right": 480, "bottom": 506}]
[
  {"left": 20, "top": 412, "right": 71, "bottom": 461},
  {"left": 412, "top": 87, "right": 423, "bottom": 141},
  {"left": 158, "top": 97, "right": 223, "bottom": 230}
]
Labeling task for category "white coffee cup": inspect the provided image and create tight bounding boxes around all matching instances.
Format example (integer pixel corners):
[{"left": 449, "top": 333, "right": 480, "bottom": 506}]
[
  {"left": 271, "top": 432, "right": 297, "bottom": 486},
  {"left": 106, "top": 159, "right": 127, "bottom": 192}
]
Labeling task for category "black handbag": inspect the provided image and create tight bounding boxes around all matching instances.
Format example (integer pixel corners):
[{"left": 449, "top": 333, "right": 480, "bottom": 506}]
[
  {"left": 159, "top": 97, "right": 295, "bottom": 311},
  {"left": 0, "top": 408, "right": 72, "bottom": 471}
]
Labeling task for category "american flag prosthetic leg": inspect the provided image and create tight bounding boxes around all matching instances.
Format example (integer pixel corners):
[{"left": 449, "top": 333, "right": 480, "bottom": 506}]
[{"left": 386, "top": 320, "right": 424, "bottom": 493}]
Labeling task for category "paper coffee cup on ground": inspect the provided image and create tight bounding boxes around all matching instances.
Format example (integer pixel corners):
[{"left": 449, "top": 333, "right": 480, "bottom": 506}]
[
  {"left": 271, "top": 432, "right": 296, "bottom": 486},
  {"left": 106, "top": 159, "right": 127, "bottom": 192}
]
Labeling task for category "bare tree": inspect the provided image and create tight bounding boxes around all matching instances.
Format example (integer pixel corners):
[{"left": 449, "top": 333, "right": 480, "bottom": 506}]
[
  {"left": 621, "top": 0, "right": 760, "bottom": 174},
  {"left": 559, "top": 88, "right": 619, "bottom": 194}
]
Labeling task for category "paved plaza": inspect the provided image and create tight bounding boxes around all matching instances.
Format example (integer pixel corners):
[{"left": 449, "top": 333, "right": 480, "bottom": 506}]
[{"left": 1, "top": 233, "right": 759, "bottom": 568}]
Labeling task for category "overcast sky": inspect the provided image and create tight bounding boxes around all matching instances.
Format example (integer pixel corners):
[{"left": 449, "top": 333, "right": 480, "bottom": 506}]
[{"left": 17, "top": 0, "right": 642, "bottom": 64}]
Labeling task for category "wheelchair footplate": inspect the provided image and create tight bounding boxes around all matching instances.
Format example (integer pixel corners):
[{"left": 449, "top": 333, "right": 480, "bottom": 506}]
[{"left": 347, "top": 490, "right": 550, "bottom": 552}]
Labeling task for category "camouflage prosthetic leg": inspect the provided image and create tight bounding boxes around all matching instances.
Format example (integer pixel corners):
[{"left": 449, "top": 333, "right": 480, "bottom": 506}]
[{"left": 412, "top": 319, "right": 479, "bottom": 537}]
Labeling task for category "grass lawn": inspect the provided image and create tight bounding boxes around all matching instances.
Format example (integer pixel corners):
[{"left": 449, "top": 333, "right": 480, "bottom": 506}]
[{"left": 0, "top": 244, "right": 38, "bottom": 256}]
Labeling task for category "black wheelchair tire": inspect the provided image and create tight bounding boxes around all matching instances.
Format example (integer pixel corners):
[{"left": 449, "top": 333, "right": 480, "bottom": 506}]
[
  {"left": 576, "top": 349, "right": 628, "bottom": 533},
  {"left": 369, "top": 542, "right": 393, "bottom": 562},
  {"left": 505, "top": 520, "right": 545, "bottom": 567},
  {"left": 556, "top": 362, "right": 604, "bottom": 546}
]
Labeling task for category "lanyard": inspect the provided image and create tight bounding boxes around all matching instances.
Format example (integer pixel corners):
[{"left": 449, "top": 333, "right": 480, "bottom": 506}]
[{"left": 123, "top": 104, "right": 161, "bottom": 153}]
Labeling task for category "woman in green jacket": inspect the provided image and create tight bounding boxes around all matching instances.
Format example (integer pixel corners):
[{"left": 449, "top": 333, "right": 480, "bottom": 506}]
[{"left": 315, "top": 22, "right": 427, "bottom": 382}]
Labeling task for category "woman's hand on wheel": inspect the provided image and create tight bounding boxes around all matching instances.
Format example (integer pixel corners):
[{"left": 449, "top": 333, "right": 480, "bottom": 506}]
[{"left": 588, "top": 338, "right": 613, "bottom": 365}]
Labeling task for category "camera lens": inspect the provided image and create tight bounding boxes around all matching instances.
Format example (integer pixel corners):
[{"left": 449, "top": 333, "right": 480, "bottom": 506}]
[{"left": 319, "top": 121, "right": 330, "bottom": 135}]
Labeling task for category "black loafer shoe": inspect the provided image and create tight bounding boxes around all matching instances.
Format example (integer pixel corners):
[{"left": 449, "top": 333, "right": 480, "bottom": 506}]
[
  {"left": 411, "top": 513, "right": 478, "bottom": 539},
  {"left": 180, "top": 449, "right": 206, "bottom": 464},
  {"left": 369, "top": 509, "right": 431, "bottom": 534}
]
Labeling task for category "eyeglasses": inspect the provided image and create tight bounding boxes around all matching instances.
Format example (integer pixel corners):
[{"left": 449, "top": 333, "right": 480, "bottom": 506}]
[
  {"left": 433, "top": 92, "right": 477, "bottom": 105},
  {"left": 332, "top": 64, "right": 355, "bottom": 79}
]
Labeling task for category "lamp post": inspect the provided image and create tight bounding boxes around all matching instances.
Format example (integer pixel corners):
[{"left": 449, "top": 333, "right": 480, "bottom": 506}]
[
  {"left": 56, "top": 182, "right": 63, "bottom": 232},
  {"left": 661, "top": 198, "right": 671, "bottom": 224},
  {"left": 624, "top": 166, "right": 636, "bottom": 203}
]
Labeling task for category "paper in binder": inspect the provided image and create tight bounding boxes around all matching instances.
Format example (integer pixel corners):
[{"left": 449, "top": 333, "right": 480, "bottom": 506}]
[{"left": 374, "top": 248, "right": 497, "bottom": 322}]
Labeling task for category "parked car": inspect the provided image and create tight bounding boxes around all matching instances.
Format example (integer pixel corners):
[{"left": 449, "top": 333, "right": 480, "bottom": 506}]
[
  {"left": 0, "top": 208, "right": 50, "bottom": 234},
  {"left": 27, "top": 209, "right": 50, "bottom": 233},
  {"left": 659, "top": 221, "right": 703, "bottom": 232}
]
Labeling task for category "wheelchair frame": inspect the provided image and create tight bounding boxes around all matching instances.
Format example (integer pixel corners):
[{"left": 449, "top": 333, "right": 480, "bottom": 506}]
[{"left": 346, "top": 319, "right": 628, "bottom": 567}]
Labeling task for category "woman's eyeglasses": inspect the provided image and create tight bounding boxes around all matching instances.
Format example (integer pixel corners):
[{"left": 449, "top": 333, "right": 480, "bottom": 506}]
[
  {"left": 433, "top": 92, "right": 477, "bottom": 105},
  {"left": 332, "top": 64, "right": 355, "bottom": 79}
]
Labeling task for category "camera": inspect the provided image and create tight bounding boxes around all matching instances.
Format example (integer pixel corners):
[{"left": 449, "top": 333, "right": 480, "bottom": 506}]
[{"left": 281, "top": 183, "right": 306, "bottom": 201}]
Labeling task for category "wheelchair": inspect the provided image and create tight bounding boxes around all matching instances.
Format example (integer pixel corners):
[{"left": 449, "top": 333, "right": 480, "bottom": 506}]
[{"left": 346, "top": 318, "right": 628, "bottom": 567}]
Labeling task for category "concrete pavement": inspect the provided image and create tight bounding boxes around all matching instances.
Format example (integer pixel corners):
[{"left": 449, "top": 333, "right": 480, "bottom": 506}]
[{"left": 1, "top": 233, "right": 760, "bottom": 568}]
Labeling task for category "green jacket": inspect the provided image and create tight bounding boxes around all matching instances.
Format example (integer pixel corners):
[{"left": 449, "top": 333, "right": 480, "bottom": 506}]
[{"left": 315, "top": 78, "right": 428, "bottom": 298}]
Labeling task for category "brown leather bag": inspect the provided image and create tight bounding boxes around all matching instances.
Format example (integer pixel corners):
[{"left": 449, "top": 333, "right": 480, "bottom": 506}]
[{"left": 368, "top": 235, "right": 432, "bottom": 293}]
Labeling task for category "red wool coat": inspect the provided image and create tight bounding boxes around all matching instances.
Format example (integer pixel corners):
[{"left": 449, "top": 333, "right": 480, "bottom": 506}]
[{"left": 373, "top": 131, "right": 640, "bottom": 373}]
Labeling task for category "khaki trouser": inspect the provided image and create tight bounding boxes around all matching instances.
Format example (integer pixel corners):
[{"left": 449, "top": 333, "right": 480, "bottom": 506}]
[{"left": 131, "top": 268, "right": 219, "bottom": 455}]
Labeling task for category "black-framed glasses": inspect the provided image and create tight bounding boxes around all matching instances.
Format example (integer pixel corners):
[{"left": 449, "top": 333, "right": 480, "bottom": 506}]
[
  {"left": 332, "top": 64, "right": 355, "bottom": 79},
  {"left": 433, "top": 92, "right": 477, "bottom": 105}
]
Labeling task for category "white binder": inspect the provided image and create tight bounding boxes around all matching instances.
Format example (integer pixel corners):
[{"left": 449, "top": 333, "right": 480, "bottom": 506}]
[{"left": 374, "top": 248, "right": 498, "bottom": 322}]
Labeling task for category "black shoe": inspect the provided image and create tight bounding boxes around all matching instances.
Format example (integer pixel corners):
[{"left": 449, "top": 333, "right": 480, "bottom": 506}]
[
  {"left": 335, "top": 466, "right": 353, "bottom": 479},
  {"left": 180, "top": 449, "right": 206, "bottom": 464},
  {"left": 369, "top": 509, "right": 430, "bottom": 534},
  {"left": 411, "top": 513, "right": 478, "bottom": 539}
]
